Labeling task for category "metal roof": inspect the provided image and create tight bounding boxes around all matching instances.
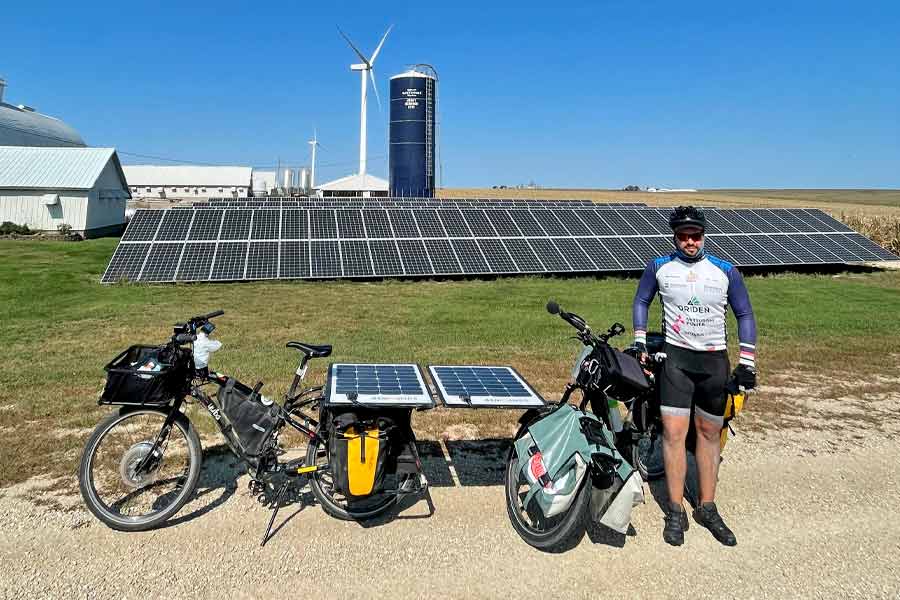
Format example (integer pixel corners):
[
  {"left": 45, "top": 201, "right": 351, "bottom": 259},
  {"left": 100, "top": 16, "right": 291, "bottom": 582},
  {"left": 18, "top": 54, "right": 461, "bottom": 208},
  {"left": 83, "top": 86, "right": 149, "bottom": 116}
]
[
  {"left": 390, "top": 70, "right": 434, "bottom": 80},
  {"left": 0, "top": 102, "right": 86, "bottom": 147},
  {"left": 0, "top": 146, "right": 128, "bottom": 190},
  {"left": 123, "top": 165, "right": 252, "bottom": 187},
  {"left": 317, "top": 172, "right": 388, "bottom": 191}
]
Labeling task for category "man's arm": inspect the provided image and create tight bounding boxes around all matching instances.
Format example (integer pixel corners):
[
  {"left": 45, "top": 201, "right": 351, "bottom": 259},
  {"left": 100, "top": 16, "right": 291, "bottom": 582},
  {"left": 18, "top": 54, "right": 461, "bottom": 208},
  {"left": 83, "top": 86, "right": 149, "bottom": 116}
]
[
  {"left": 727, "top": 268, "right": 757, "bottom": 368},
  {"left": 633, "top": 260, "right": 659, "bottom": 346}
]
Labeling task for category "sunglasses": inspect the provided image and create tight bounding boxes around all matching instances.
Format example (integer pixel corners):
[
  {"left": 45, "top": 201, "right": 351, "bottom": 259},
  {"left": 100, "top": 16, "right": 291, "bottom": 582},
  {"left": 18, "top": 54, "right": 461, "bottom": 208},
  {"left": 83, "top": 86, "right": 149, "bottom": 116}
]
[{"left": 676, "top": 231, "right": 704, "bottom": 242}]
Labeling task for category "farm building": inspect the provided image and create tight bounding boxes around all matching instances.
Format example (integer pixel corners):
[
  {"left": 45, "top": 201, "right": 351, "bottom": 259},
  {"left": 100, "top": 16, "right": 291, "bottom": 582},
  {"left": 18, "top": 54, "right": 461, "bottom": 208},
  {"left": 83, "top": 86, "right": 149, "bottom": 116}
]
[
  {"left": 123, "top": 165, "right": 252, "bottom": 200},
  {"left": 0, "top": 78, "right": 86, "bottom": 148},
  {"left": 316, "top": 172, "right": 389, "bottom": 197},
  {"left": 0, "top": 146, "right": 130, "bottom": 237}
]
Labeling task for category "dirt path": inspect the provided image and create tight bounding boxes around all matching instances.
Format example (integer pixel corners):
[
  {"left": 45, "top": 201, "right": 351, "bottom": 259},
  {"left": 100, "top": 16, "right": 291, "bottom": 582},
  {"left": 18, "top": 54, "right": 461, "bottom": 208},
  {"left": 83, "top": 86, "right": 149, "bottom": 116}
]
[{"left": 2, "top": 388, "right": 899, "bottom": 599}]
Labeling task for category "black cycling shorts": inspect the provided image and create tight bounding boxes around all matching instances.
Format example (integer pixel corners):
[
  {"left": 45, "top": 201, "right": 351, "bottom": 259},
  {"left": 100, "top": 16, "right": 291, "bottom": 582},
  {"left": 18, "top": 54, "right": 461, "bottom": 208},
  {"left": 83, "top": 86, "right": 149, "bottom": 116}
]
[{"left": 659, "top": 343, "right": 730, "bottom": 425}]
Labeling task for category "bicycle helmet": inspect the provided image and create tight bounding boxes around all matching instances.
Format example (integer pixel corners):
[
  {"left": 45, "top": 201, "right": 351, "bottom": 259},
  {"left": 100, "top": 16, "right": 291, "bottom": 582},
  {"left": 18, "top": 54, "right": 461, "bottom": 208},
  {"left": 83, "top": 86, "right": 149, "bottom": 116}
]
[{"left": 668, "top": 206, "right": 706, "bottom": 232}]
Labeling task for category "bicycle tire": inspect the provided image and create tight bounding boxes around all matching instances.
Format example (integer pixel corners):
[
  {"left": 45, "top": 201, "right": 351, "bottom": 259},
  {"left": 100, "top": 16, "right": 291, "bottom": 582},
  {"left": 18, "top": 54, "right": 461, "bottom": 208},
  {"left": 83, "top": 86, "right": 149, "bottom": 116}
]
[
  {"left": 305, "top": 434, "right": 398, "bottom": 521},
  {"left": 78, "top": 407, "right": 202, "bottom": 531},
  {"left": 504, "top": 431, "right": 590, "bottom": 553}
]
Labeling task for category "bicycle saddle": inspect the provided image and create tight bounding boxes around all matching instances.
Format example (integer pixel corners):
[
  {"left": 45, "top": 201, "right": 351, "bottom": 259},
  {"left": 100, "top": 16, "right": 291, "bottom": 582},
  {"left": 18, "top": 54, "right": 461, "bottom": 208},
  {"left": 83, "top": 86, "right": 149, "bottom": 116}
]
[{"left": 286, "top": 341, "right": 332, "bottom": 358}]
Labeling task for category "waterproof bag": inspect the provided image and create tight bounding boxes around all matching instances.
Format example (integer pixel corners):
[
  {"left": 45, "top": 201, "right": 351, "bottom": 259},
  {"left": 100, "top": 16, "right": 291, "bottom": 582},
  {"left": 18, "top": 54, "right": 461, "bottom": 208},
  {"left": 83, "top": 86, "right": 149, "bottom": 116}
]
[
  {"left": 330, "top": 411, "right": 390, "bottom": 498},
  {"left": 514, "top": 404, "right": 643, "bottom": 532},
  {"left": 719, "top": 391, "right": 745, "bottom": 450},
  {"left": 216, "top": 378, "right": 279, "bottom": 457}
]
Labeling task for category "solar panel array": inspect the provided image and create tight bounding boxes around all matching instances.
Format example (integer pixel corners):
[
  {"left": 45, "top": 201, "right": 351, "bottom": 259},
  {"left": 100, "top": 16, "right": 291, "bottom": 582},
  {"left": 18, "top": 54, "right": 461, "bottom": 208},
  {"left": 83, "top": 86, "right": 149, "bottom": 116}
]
[
  {"left": 181, "top": 197, "right": 641, "bottom": 210},
  {"left": 103, "top": 206, "right": 898, "bottom": 283}
]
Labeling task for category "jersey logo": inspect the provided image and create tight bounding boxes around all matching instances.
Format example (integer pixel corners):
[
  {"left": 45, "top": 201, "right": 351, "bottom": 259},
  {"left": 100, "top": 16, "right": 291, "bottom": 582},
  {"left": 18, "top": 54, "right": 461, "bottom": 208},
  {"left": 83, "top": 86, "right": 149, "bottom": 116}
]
[{"left": 688, "top": 295, "right": 702, "bottom": 306}]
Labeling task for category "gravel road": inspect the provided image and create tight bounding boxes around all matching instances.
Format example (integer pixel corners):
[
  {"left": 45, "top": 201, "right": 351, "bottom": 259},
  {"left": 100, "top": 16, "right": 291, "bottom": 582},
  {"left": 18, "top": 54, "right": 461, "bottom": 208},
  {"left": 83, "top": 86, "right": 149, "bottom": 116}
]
[{"left": 2, "top": 392, "right": 899, "bottom": 599}]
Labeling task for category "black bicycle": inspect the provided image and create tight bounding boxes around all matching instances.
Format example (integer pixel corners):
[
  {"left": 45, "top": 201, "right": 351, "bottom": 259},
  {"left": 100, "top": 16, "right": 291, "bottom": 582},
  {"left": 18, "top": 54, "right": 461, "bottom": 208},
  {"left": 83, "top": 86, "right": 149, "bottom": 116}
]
[{"left": 78, "top": 310, "right": 426, "bottom": 542}]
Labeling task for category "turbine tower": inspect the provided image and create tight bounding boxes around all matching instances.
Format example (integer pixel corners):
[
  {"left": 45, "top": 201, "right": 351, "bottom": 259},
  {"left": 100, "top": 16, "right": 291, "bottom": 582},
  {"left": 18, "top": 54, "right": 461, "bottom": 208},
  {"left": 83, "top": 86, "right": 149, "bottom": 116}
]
[
  {"left": 338, "top": 24, "right": 393, "bottom": 177},
  {"left": 308, "top": 129, "right": 321, "bottom": 189}
]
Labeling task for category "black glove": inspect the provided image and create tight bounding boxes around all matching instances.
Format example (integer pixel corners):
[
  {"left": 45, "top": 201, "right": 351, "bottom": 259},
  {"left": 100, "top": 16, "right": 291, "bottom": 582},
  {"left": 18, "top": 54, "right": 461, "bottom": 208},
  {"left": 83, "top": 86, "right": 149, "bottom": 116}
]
[{"left": 732, "top": 364, "right": 757, "bottom": 391}]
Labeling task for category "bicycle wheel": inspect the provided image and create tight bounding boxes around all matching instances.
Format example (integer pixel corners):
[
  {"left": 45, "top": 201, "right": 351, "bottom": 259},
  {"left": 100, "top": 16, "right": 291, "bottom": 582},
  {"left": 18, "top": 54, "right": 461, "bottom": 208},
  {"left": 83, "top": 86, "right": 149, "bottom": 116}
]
[
  {"left": 79, "top": 407, "right": 202, "bottom": 531},
  {"left": 305, "top": 434, "right": 398, "bottom": 521},
  {"left": 633, "top": 432, "right": 666, "bottom": 481},
  {"left": 504, "top": 438, "right": 590, "bottom": 552}
]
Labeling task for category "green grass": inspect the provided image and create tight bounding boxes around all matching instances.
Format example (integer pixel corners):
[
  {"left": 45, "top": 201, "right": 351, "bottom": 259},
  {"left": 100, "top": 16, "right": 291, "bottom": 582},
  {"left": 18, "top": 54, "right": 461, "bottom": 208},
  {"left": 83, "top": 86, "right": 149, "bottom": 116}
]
[{"left": 2, "top": 239, "right": 900, "bottom": 487}]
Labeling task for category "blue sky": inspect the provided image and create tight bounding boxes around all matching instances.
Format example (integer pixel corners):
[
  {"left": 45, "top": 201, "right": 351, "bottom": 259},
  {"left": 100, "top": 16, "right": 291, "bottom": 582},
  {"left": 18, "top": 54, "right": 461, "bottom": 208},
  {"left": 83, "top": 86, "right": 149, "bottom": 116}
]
[{"left": 3, "top": 1, "right": 898, "bottom": 188}]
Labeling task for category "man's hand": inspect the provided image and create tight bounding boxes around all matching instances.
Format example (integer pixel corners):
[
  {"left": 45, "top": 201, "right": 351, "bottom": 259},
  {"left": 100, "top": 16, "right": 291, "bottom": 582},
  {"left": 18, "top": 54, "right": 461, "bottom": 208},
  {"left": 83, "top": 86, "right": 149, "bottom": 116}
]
[
  {"left": 630, "top": 342, "right": 649, "bottom": 365},
  {"left": 732, "top": 364, "right": 757, "bottom": 390}
]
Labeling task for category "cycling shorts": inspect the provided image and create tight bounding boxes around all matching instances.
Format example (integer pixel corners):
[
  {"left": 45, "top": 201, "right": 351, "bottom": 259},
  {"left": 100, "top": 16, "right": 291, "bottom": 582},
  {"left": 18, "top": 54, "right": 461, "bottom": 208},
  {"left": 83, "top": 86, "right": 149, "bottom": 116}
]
[{"left": 659, "top": 343, "right": 730, "bottom": 425}]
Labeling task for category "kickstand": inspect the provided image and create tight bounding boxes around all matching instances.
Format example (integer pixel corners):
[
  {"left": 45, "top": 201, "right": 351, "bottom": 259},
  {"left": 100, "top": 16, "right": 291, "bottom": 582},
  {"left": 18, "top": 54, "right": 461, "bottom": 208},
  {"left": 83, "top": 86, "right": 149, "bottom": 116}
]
[{"left": 260, "top": 480, "right": 290, "bottom": 547}]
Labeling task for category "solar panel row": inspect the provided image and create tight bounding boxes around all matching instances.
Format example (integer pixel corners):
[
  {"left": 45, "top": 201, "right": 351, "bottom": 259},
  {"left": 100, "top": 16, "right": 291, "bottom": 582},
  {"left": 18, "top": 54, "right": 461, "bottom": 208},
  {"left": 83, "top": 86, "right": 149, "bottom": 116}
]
[
  {"left": 122, "top": 206, "right": 855, "bottom": 243},
  {"left": 193, "top": 197, "right": 629, "bottom": 210},
  {"left": 103, "top": 207, "right": 897, "bottom": 283}
]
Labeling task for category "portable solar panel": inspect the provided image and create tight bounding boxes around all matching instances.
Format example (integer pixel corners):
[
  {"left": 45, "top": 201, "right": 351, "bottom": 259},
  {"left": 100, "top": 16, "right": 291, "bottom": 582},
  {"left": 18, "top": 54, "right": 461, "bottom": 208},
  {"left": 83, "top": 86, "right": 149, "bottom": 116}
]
[
  {"left": 428, "top": 365, "right": 545, "bottom": 408},
  {"left": 326, "top": 363, "right": 433, "bottom": 408}
]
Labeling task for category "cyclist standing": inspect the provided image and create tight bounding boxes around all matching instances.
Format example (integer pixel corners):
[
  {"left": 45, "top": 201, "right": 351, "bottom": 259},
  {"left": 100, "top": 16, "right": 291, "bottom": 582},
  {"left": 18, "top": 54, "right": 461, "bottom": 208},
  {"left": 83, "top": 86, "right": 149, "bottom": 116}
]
[{"left": 632, "top": 206, "right": 757, "bottom": 546}]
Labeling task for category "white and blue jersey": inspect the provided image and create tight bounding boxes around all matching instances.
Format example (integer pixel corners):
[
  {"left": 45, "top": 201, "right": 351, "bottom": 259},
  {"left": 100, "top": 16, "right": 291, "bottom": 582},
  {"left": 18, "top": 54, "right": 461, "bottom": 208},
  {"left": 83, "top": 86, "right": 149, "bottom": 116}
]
[{"left": 632, "top": 252, "right": 757, "bottom": 368}]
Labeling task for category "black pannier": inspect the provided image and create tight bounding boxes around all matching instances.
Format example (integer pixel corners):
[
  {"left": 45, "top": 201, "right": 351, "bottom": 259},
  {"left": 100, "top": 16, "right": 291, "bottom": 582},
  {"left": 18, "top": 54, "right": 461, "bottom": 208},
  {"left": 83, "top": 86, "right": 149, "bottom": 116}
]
[
  {"left": 100, "top": 345, "right": 185, "bottom": 406},
  {"left": 217, "top": 378, "right": 279, "bottom": 457},
  {"left": 328, "top": 409, "right": 408, "bottom": 499},
  {"left": 598, "top": 345, "right": 650, "bottom": 400}
]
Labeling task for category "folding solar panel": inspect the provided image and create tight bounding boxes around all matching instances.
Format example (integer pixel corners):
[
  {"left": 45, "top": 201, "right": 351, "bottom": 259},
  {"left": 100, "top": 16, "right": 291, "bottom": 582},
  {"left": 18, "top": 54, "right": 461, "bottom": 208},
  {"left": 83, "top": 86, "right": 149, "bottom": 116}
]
[
  {"left": 428, "top": 365, "right": 545, "bottom": 408},
  {"left": 326, "top": 363, "right": 432, "bottom": 408}
]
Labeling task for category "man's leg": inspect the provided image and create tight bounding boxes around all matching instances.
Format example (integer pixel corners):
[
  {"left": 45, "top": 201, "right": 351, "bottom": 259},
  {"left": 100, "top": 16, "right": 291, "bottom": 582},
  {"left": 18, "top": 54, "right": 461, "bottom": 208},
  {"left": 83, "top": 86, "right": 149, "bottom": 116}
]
[
  {"left": 658, "top": 360, "right": 693, "bottom": 545},
  {"left": 693, "top": 413, "right": 722, "bottom": 504},
  {"left": 662, "top": 413, "right": 690, "bottom": 506},
  {"left": 691, "top": 364, "right": 737, "bottom": 546}
]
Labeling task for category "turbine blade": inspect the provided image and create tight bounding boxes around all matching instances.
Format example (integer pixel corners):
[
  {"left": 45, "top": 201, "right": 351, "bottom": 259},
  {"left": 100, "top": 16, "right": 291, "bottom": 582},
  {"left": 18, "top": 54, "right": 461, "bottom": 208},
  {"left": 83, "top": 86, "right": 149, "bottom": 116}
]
[
  {"left": 337, "top": 26, "right": 369, "bottom": 66},
  {"left": 369, "top": 24, "right": 394, "bottom": 65},
  {"left": 370, "top": 69, "right": 382, "bottom": 112}
]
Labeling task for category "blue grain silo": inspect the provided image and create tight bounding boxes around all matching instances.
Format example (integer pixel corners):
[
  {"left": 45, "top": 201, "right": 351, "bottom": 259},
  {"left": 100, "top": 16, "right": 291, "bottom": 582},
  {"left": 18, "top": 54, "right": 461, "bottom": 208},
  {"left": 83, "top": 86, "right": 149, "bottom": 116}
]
[{"left": 389, "top": 67, "right": 437, "bottom": 197}]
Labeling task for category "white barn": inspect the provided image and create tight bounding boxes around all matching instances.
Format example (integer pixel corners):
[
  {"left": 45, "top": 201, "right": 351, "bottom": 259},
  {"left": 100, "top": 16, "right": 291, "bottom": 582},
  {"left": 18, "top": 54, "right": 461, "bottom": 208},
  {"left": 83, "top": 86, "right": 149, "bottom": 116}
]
[
  {"left": 123, "top": 165, "right": 252, "bottom": 200},
  {"left": 0, "top": 146, "right": 130, "bottom": 237}
]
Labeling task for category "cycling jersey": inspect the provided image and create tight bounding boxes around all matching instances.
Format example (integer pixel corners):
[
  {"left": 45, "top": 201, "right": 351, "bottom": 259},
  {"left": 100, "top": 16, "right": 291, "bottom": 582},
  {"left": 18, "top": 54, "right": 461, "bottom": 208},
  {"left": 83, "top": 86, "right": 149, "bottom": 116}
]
[{"left": 632, "top": 253, "right": 757, "bottom": 369}]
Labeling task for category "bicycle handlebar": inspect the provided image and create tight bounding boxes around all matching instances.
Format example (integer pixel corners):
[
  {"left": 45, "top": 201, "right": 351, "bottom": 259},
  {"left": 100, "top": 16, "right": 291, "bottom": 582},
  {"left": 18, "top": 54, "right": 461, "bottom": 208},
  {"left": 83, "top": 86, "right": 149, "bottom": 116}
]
[{"left": 546, "top": 300, "right": 625, "bottom": 346}]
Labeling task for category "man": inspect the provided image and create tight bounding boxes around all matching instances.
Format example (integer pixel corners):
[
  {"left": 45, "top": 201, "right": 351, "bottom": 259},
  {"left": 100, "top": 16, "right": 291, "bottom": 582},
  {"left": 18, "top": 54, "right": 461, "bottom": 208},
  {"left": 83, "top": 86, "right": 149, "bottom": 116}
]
[{"left": 632, "top": 206, "right": 757, "bottom": 547}]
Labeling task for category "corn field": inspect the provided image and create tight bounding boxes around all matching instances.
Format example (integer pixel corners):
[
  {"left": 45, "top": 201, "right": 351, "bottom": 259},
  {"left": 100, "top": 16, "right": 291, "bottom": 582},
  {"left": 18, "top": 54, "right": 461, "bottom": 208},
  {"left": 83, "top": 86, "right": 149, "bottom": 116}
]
[{"left": 836, "top": 212, "right": 900, "bottom": 257}]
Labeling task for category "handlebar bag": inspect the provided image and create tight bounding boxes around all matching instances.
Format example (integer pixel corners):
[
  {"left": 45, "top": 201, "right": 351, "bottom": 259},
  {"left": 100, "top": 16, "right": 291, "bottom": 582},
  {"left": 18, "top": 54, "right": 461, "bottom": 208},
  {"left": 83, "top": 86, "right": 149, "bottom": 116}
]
[
  {"left": 217, "top": 378, "right": 279, "bottom": 457},
  {"left": 329, "top": 410, "right": 392, "bottom": 499},
  {"left": 598, "top": 346, "right": 650, "bottom": 400}
]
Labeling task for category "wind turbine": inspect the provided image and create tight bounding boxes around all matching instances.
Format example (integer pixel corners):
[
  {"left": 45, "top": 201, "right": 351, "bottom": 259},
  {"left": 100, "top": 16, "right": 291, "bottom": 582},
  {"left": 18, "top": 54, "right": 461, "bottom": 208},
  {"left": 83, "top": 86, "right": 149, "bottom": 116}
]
[
  {"left": 337, "top": 24, "right": 393, "bottom": 178},
  {"left": 308, "top": 128, "right": 322, "bottom": 189}
]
